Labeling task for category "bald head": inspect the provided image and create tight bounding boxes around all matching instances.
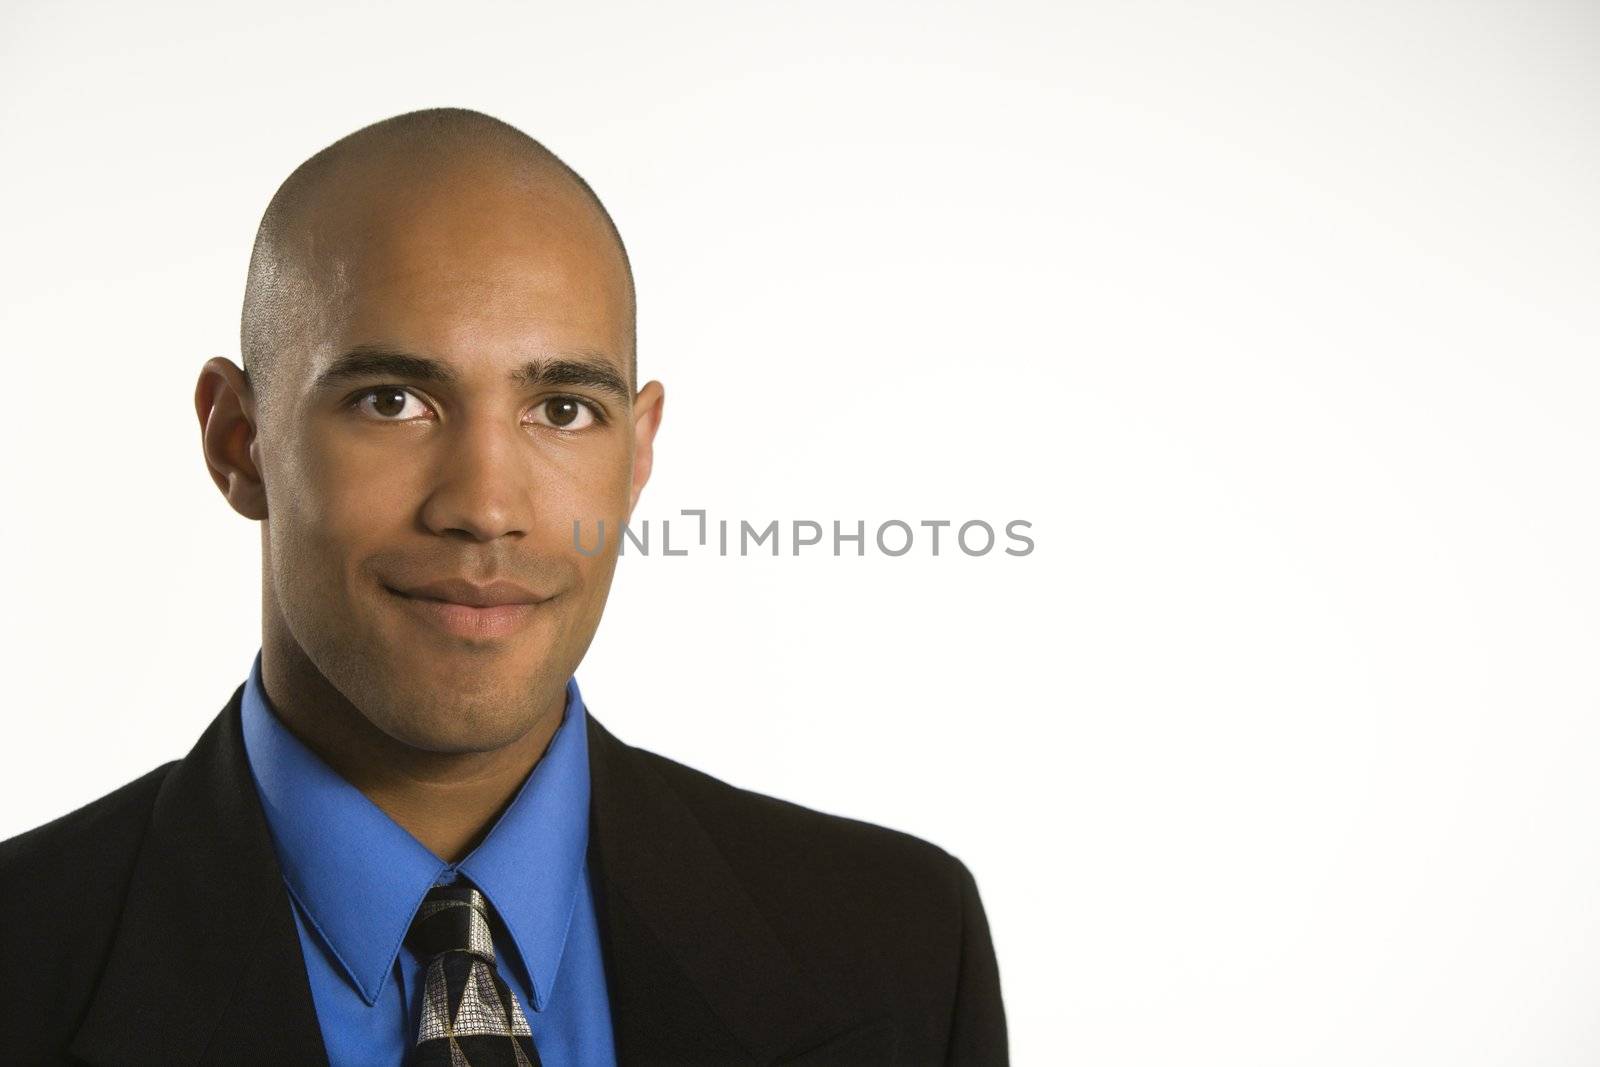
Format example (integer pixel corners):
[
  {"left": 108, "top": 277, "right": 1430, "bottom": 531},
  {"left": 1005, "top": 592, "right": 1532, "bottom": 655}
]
[{"left": 240, "top": 107, "right": 636, "bottom": 419}]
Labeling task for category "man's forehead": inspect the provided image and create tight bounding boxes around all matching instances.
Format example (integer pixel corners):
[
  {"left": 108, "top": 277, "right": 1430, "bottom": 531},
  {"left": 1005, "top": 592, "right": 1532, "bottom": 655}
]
[
  {"left": 291, "top": 162, "right": 633, "bottom": 376},
  {"left": 320, "top": 253, "right": 633, "bottom": 375}
]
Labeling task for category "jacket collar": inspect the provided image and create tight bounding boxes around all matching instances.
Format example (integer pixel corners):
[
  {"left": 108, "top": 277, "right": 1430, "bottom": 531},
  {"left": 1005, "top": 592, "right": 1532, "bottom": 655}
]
[{"left": 70, "top": 686, "right": 890, "bottom": 1066}]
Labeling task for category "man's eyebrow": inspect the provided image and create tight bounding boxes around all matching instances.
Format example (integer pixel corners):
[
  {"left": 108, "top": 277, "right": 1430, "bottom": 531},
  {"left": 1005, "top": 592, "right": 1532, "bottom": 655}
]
[
  {"left": 314, "top": 344, "right": 632, "bottom": 404},
  {"left": 314, "top": 345, "right": 459, "bottom": 389},
  {"left": 511, "top": 356, "right": 632, "bottom": 405}
]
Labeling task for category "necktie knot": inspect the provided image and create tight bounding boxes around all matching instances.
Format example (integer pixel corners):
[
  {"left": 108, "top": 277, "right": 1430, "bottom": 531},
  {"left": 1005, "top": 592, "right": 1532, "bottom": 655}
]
[
  {"left": 407, "top": 885, "right": 498, "bottom": 964},
  {"left": 404, "top": 883, "right": 542, "bottom": 1065}
]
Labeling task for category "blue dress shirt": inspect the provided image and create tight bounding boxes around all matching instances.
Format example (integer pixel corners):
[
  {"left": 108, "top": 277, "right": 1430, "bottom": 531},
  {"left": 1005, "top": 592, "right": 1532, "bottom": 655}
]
[{"left": 238, "top": 650, "right": 617, "bottom": 1067}]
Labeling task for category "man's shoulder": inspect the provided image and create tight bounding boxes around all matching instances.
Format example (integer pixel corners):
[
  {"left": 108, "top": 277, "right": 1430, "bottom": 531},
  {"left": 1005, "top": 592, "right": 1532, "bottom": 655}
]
[
  {"left": 0, "top": 760, "right": 176, "bottom": 882},
  {"left": 610, "top": 738, "right": 1007, "bottom": 1059},
  {"left": 0, "top": 761, "right": 179, "bottom": 1044},
  {"left": 621, "top": 739, "right": 974, "bottom": 955},
  {"left": 632, "top": 741, "right": 962, "bottom": 877}
]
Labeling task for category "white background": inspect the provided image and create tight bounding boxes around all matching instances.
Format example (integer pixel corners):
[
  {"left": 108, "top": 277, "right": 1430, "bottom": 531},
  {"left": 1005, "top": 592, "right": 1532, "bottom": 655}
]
[{"left": 3, "top": 1, "right": 1597, "bottom": 1062}]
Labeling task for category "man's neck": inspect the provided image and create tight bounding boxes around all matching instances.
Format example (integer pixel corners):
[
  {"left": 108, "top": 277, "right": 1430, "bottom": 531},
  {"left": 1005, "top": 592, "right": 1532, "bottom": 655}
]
[{"left": 257, "top": 641, "right": 564, "bottom": 864}]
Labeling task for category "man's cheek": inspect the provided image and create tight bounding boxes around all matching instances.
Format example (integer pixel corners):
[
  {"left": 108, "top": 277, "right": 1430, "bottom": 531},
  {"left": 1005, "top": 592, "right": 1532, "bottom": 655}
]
[{"left": 329, "top": 452, "right": 419, "bottom": 513}]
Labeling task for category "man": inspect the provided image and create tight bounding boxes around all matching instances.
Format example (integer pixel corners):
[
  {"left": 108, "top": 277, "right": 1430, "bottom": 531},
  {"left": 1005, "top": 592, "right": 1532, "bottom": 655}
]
[{"left": 0, "top": 108, "right": 1007, "bottom": 1066}]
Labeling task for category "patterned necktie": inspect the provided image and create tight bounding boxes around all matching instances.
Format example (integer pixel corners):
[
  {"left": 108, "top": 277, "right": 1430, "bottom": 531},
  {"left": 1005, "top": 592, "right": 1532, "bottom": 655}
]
[{"left": 405, "top": 884, "right": 543, "bottom": 1067}]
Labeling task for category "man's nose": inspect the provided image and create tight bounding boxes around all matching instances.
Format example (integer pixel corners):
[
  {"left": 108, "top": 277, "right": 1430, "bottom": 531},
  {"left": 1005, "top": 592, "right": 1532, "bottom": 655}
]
[{"left": 417, "top": 417, "right": 536, "bottom": 542}]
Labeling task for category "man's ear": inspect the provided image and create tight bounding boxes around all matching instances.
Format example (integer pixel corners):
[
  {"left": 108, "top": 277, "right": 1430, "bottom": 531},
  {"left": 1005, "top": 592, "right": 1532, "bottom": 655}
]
[
  {"left": 195, "top": 357, "right": 268, "bottom": 521},
  {"left": 627, "top": 380, "right": 665, "bottom": 517}
]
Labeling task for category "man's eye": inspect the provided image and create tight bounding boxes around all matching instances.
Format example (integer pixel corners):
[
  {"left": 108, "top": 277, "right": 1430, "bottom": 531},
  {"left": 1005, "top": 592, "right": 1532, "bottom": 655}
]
[
  {"left": 527, "top": 396, "right": 600, "bottom": 431},
  {"left": 353, "top": 387, "right": 431, "bottom": 421}
]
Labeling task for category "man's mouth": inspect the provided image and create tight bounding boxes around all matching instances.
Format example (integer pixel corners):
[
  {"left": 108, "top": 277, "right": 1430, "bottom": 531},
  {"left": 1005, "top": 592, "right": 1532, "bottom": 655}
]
[{"left": 383, "top": 580, "right": 550, "bottom": 641}]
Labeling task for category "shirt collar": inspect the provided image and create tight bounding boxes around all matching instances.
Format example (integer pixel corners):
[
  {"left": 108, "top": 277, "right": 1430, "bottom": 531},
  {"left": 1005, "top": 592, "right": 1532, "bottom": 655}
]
[{"left": 238, "top": 649, "right": 592, "bottom": 1012}]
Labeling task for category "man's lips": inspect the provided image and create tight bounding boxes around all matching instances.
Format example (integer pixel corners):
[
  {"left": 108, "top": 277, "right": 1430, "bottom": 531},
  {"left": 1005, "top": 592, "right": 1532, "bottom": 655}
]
[
  {"left": 390, "top": 577, "right": 546, "bottom": 607},
  {"left": 383, "top": 578, "right": 551, "bottom": 639}
]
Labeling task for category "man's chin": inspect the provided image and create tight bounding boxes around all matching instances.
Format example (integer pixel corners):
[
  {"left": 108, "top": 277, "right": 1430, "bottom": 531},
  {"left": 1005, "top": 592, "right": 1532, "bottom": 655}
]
[
  {"left": 362, "top": 694, "right": 552, "bottom": 757},
  {"left": 377, "top": 717, "right": 534, "bottom": 757}
]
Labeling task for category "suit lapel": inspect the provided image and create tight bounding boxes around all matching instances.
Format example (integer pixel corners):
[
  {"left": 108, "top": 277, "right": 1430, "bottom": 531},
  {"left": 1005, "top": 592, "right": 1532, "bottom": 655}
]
[
  {"left": 69, "top": 686, "right": 328, "bottom": 1067},
  {"left": 584, "top": 713, "right": 886, "bottom": 1065}
]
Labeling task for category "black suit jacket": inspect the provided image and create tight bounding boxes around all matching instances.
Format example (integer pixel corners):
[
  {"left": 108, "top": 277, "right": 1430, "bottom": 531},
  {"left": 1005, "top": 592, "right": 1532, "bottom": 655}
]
[{"left": 0, "top": 685, "right": 1007, "bottom": 1065}]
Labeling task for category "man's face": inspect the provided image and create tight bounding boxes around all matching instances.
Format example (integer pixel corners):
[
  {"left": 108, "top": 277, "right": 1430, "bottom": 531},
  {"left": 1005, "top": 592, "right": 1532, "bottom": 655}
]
[{"left": 254, "top": 157, "right": 653, "bottom": 754}]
